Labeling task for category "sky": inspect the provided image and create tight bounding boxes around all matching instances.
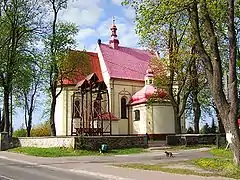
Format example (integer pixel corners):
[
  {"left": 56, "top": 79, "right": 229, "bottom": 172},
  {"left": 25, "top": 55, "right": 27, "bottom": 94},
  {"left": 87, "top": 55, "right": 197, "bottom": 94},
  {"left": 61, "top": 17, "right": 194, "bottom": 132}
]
[
  {"left": 12, "top": 0, "right": 213, "bottom": 130},
  {"left": 58, "top": 0, "right": 140, "bottom": 52}
]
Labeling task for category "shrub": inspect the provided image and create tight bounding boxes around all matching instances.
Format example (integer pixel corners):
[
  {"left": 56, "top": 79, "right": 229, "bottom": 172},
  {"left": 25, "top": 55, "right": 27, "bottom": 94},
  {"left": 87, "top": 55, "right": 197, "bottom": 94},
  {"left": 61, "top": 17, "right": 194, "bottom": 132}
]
[
  {"left": 12, "top": 127, "right": 27, "bottom": 137},
  {"left": 31, "top": 120, "right": 51, "bottom": 137}
]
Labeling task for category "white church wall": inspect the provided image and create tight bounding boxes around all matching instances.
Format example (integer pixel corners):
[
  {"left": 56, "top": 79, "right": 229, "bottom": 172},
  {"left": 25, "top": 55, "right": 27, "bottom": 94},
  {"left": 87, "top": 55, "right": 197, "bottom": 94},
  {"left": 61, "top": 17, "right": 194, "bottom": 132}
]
[
  {"left": 132, "top": 104, "right": 147, "bottom": 134},
  {"left": 152, "top": 103, "right": 175, "bottom": 134},
  {"left": 146, "top": 105, "right": 154, "bottom": 134},
  {"left": 66, "top": 87, "right": 76, "bottom": 135},
  {"left": 111, "top": 79, "right": 144, "bottom": 134},
  {"left": 55, "top": 86, "right": 76, "bottom": 136}
]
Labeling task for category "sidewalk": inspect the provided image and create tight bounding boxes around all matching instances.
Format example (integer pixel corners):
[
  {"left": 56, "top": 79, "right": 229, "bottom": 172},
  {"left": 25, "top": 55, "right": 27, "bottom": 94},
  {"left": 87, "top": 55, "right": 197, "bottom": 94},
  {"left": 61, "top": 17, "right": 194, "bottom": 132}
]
[{"left": 0, "top": 150, "right": 231, "bottom": 180}]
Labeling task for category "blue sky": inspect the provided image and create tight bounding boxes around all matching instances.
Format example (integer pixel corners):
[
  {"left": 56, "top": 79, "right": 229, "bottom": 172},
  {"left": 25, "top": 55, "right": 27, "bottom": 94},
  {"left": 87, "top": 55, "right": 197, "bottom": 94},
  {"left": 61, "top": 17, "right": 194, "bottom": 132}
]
[{"left": 58, "top": 0, "right": 140, "bottom": 51}]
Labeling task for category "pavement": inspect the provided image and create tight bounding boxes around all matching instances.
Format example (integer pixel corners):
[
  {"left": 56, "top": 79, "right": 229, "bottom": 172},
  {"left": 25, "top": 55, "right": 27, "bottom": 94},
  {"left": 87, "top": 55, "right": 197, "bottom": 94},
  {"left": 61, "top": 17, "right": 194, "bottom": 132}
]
[{"left": 0, "top": 148, "right": 233, "bottom": 180}]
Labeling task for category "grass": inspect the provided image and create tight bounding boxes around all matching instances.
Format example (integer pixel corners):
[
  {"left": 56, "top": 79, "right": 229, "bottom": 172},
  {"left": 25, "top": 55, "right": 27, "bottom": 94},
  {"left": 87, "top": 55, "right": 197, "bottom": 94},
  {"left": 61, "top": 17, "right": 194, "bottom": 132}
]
[
  {"left": 116, "top": 163, "right": 216, "bottom": 177},
  {"left": 192, "top": 148, "right": 240, "bottom": 179},
  {"left": 115, "top": 147, "right": 240, "bottom": 179},
  {"left": 9, "top": 147, "right": 146, "bottom": 157}
]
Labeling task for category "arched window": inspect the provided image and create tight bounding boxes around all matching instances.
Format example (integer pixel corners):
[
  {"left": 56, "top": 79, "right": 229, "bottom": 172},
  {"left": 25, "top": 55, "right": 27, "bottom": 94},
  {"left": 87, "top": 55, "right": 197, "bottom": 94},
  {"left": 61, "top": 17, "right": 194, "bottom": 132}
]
[
  {"left": 74, "top": 100, "right": 80, "bottom": 118},
  {"left": 134, "top": 110, "right": 140, "bottom": 121},
  {"left": 121, "top": 97, "right": 127, "bottom": 119}
]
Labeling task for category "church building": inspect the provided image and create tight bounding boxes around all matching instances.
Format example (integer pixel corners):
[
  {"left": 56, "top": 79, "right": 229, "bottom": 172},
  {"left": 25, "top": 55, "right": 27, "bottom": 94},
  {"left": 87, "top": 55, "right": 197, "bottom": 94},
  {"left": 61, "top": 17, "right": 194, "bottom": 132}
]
[{"left": 55, "top": 19, "right": 184, "bottom": 139}]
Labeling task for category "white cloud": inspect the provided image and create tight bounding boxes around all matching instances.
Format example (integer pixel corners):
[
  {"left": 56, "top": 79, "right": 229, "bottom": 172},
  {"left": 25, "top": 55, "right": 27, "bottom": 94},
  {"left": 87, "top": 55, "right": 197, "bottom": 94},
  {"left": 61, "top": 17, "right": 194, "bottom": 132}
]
[
  {"left": 88, "top": 44, "right": 97, "bottom": 52},
  {"left": 75, "top": 28, "right": 96, "bottom": 40},
  {"left": 59, "top": 0, "right": 103, "bottom": 26},
  {"left": 111, "top": 0, "right": 123, "bottom": 5},
  {"left": 123, "top": 8, "right": 136, "bottom": 20},
  {"left": 96, "top": 16, "right": 140, "bottom": 48}
]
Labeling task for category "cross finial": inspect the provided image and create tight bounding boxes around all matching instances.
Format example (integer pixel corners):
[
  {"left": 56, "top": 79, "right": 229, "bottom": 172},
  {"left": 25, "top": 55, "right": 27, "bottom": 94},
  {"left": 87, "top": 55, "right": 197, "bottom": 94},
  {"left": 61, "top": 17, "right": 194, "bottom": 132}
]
[{"left": 112, "top": 16, "right": 116, "bottom": 25}]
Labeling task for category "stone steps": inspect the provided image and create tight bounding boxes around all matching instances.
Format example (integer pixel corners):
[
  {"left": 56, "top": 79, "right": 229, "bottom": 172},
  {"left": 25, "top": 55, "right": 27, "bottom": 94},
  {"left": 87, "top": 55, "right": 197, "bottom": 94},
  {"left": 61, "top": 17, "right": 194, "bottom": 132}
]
[{"left": 148, "top": 140, "right": 167, "bottom": 147}]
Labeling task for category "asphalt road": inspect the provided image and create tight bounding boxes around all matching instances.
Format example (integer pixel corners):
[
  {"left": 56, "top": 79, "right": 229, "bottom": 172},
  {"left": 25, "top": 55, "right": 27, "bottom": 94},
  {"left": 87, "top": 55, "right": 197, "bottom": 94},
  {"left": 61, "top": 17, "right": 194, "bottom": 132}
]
[{"left": 0, "top": 158, "right": 101, "bottom": 180}]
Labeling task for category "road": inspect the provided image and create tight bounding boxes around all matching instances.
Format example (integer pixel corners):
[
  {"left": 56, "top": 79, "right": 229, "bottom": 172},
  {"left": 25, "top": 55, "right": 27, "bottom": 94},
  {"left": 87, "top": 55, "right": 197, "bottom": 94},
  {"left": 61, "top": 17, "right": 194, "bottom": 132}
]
[{"left": 0, "top": 158, "right": 101, "bottom": 180}]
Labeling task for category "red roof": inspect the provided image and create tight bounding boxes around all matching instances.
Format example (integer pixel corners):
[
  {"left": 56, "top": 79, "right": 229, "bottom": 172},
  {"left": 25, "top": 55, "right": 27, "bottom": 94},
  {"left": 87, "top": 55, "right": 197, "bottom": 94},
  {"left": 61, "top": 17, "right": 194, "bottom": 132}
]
[
  {"left": 100, "top": 112, "right": 119, "bottom": 121},
  {"left": 62, "top": 51, "right": 103, "bottom": 85},
  {"left": 130, "top": 85, "right": 168, "bottom": 105},
  {"left": 99, "top": 43, "right": 153, "bottom": 81}
]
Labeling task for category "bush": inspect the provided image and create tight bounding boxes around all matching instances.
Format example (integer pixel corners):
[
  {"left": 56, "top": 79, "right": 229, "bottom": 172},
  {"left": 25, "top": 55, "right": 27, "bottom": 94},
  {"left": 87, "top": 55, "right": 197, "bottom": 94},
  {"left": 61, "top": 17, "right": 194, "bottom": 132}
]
[
  {"left": 31, "top": 120, "right": 51, "bottom": 137},
  {"left": 12, "top": 127, "right": 27, "bottom": 137}
]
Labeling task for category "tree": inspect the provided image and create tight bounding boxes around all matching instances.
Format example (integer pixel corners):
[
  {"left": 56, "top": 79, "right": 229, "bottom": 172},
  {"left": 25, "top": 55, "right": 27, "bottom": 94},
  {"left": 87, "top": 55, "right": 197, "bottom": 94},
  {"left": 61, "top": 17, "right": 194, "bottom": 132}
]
[
  {"left": 123, "top": 0, "right": 240, "bottom": 165},
  {"left": 127, "top": 2, "right": 194, "bottom": 133},
  {"left": 44, "top": 0, "right": 79, "bottom": 136},
  {"left": 188, "top": 0, "right": 240, "bottom": 164},
  {"left": 0, "top": 0, "right": 43, "bottom": 135},
  {"left": 15, "top": 53, "right": 45, "bottom": 137},
  {"left": 200, "top": 123, "right": 211, "bottom": 134},
  {"left": 186, "top": 126, "right": 194, "bottom": 134},
  {"left": 210, "top": 118, "right": 217, "bottom": 134}
]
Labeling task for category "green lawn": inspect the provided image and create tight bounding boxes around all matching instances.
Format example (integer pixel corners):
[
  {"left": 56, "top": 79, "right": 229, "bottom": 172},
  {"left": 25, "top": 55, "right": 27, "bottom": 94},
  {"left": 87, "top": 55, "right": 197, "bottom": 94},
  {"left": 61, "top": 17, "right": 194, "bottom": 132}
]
[
  {"left": 192, "top": 148, "right": 240, "bottom": 179},
  {"left": 116, "top": 163, "right": 216, "bottom": 177},
  {"left": 115, "top": 147, "right": 240, "bottom": 179},
  {"left": 9, "top": 147, "right": 146, "bottom": 157}
]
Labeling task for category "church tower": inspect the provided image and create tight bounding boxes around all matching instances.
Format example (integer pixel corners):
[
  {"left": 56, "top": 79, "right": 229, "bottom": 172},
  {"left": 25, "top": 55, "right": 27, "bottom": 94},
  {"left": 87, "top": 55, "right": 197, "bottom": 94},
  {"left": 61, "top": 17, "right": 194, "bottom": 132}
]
[
  {"left": 109, "top": 17, "right": 119, "bottom": 49},
  {"left": 144, "top": 67, "right": 154, "bottom": 85}
]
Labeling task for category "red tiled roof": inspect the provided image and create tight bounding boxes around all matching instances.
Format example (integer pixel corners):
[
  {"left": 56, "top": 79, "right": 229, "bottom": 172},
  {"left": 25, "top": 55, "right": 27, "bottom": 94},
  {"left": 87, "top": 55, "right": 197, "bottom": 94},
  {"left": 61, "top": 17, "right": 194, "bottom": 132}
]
[
  {"left": 62, "top": 50, "right": 103, "bottom": 85},
  {"left": 100, "top": 112, "right": 119, "bottom": 121},
  {"left": 129, "top": 84, "right": 168, "bottom": 105},
  {"left": 99, "top": 43, "right": 153, "bottom": 81}
]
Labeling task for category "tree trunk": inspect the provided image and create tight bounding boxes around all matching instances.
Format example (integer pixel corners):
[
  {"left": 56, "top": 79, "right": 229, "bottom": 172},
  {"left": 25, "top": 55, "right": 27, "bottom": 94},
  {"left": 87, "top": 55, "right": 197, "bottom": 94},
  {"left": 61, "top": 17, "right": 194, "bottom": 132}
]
[
  {"left": 215, "top": 107, "right": 225, "bottom": 133},
  {"left": 226, "top": 0, "right": 240, "bottom": 165},
  {"left": 173, "top": 106, "right": 181, "bottom": 134},
  {"left": 3, "top": 88, "right": 10, "bottom": 134},
  {"left": 0, "top": 107, "right": 4, "bottom": 132},
  {"left": 192, "top": 58, "right": 201, "bottom": 133},
  {"left": 50, "top": 81, "right": 57, "bottom": 136},
  {"left": 27, "top": 112, "right": 32, "bottom": 137}
]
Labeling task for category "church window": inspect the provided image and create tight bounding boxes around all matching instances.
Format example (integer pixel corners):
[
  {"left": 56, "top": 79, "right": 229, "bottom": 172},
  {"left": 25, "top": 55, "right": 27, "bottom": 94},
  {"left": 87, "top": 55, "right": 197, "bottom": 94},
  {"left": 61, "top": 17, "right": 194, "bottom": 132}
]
[
  {"left": 121, "top": 97, "right": 127, "bottom": 119},
  {"left": 134, "top": 110, "right": 140, "bottom": 121},
  {"left": 149, "top": 79, "right": 153, "bottom": 84},
  {"left": 74, "top": 100, "right": 80, "bottom": 118}
]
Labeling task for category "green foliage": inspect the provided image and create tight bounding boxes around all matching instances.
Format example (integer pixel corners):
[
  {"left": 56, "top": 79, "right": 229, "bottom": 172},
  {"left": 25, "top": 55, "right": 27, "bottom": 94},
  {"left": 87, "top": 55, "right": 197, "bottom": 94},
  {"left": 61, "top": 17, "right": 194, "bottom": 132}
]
[
  {"left": 200, "top": 123, "right": 211, "bottom": 134},
  {"left": 31, "top": 120, "right": 51, "bottom": 137},
  {"left": 210, "top": 148, "right": 233, "bottom": 159},
  {"left": 200, "top": 120, "right": 217, "bottom": 134},
  {"left": 193, "top": 158, "right": 240, "bottom": 179},
  {"left": 186, "top": 126, "right": 194, "bottom": 134},
  {"left": 13, "top": 120, "right": 51, "bottom": 137},
  {"left": 12, "top": 124, "right": 27, "bottom": 137}
]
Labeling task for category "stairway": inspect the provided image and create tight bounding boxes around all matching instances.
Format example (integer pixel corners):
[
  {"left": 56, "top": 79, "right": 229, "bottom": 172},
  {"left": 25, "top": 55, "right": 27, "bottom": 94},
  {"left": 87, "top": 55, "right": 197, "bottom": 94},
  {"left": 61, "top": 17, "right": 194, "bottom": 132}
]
[{"left": 148, "top": 140, "right": 171, "bottom": 150}]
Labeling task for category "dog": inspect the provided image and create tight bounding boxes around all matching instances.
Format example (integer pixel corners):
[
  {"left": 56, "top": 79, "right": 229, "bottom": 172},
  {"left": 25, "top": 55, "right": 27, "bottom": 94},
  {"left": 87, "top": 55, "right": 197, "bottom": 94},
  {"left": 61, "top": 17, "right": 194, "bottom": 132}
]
[{"left": 165, "top": 151, "right": 174, "bottom": 158}]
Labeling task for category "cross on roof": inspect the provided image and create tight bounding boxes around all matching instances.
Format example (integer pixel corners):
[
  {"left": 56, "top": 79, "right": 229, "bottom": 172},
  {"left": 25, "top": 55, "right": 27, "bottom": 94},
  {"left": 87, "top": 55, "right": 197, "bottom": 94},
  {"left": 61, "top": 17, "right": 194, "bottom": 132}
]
[{"left": 112, "top": 16, "right": 116, "bottom": 25}]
